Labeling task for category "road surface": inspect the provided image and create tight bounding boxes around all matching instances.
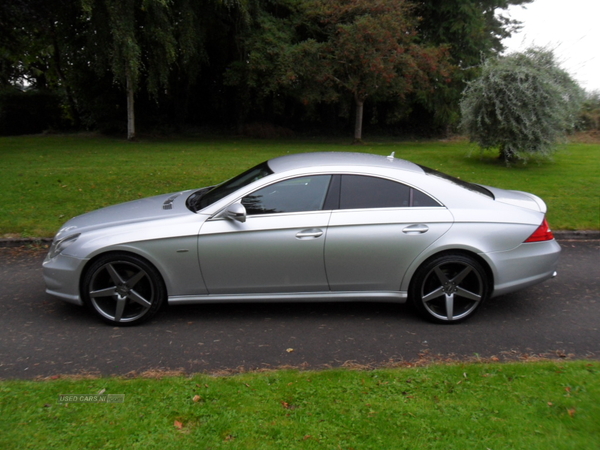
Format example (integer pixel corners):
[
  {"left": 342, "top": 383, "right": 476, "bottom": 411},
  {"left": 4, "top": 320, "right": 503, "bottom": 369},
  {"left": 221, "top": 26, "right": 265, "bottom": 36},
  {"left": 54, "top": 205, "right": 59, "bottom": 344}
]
[{"left": 0, "top": 240, "right": 598, "bottom": 379}]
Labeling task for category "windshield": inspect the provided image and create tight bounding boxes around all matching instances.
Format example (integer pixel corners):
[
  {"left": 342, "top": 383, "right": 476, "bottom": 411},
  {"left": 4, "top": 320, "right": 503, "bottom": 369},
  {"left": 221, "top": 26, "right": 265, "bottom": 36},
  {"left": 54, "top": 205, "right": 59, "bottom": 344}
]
[
  {"left": 187, "top": 161, "right": 273, "bottom": 212},
  {"left": 418, "top": 165, "right": 494, "bottom": 199}
]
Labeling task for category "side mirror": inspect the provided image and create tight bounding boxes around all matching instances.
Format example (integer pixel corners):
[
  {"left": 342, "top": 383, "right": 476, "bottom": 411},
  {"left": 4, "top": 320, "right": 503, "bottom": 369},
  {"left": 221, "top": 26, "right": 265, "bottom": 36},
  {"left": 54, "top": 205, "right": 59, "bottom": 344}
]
[{"left": 225, "top": 203, "right": 247, "bottom": 223}]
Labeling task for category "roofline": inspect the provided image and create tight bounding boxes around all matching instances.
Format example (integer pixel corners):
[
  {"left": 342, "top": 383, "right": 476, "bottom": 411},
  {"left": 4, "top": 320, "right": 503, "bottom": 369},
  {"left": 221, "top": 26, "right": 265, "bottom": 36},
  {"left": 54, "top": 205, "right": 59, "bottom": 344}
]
[{"left": 267, "top": 152, "right": 424, "bottom": 174}]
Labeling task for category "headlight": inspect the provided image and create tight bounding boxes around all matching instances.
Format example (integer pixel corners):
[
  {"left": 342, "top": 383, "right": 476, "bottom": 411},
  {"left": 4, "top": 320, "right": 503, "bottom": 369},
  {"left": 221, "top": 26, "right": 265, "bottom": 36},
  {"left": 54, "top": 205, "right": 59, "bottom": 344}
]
[{"left": 46, "top": 233, "right": 81, "bottom": 260}]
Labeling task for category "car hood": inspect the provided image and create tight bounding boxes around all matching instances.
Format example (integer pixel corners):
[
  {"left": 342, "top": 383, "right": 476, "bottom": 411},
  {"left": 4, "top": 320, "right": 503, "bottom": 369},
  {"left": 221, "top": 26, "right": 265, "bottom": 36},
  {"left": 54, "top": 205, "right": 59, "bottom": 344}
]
[
  {"left": 54, "top": 191, "right": 194, "bottom": 239},
  {"left": 482, "top": 186, "right": 547, "bottom": 213}
]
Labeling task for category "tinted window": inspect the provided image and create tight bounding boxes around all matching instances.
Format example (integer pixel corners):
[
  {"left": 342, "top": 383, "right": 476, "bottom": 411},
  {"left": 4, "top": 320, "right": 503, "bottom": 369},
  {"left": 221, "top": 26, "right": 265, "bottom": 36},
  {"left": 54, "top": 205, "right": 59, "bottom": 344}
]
[
  {"left": 340, "top": 175, "right": 410, "bottom": 209},
  {"left": 412, "top": 189, "right": 441, "bottom": 207},
  {"left": 242, "top": 175, "right": 332, "bottom": 215},
  {"left": 339, "top": 175, "right": 440, "bottom": 209}
]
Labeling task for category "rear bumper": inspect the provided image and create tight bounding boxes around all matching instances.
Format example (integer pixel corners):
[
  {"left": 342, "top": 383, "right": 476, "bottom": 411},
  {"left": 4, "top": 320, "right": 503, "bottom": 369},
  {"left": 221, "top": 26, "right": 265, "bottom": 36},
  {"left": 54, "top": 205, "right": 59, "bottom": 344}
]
[{"left": 484, "top": 239, "right": 561, "bottom": 297}]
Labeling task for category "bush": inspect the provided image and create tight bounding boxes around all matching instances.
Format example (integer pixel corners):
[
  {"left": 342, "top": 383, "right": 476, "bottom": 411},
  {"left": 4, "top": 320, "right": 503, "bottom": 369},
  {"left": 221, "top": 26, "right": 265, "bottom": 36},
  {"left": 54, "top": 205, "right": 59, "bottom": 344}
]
[
  {"left": 460, "top": 48, "right": 584, "bottom": 162},
  {"left": 0, "top": 89, "right": 65, "bottom": 136},
  {"left": 578, "top": 90, "right": 600, "bottom": 132}
]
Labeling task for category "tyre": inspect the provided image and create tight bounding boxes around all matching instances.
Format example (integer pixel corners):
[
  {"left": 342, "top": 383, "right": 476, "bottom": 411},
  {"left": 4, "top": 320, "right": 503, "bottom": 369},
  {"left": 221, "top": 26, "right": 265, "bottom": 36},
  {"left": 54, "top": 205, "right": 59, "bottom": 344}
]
[
  {"left": 81, "top": 253, "right": 166, "bottom": 326},
  {"left": 410, "top": 254, "right": 489, "bottom": 323}
]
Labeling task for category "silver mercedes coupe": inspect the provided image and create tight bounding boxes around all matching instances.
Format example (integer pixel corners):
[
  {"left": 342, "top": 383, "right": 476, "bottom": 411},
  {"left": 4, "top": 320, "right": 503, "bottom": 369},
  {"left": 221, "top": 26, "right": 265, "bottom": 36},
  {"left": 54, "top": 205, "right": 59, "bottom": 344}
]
[{"left": 43, "top": 152, "right": 560, "bottom": 325}]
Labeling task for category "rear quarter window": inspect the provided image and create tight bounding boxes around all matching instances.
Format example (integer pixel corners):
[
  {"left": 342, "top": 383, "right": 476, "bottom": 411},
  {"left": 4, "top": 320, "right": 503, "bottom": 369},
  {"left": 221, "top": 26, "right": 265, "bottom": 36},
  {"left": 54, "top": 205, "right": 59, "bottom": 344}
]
[{"left": 339, "top": 175, "right": 441, "bottom": 209}]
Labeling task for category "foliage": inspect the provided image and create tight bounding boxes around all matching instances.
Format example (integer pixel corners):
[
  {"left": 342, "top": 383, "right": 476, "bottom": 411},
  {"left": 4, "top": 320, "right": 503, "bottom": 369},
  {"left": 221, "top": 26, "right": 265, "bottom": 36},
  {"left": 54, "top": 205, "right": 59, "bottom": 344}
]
[
  {"left": 1, "top": 135, "right": 598, "bottom": 237},
  {"left": 460, "top": 48, "right": 585, "bottom": 161},
  {"left": 1, "top": 361, "right": 599, "bottom": 449},
  {"left": 229, "top": 0, "right": 453, "bottom": 141},
  {"left": 578, "top": 90, "right": 600, "bottom": 132},
  {"left": 0, "top": 1, "right": 532, "bottom": 136},
  {"left": 0, "top": 89, "right": 64, "bottom": 135},
  {"left": 415, "top": 0, "right": 533, "bottom": 129}
]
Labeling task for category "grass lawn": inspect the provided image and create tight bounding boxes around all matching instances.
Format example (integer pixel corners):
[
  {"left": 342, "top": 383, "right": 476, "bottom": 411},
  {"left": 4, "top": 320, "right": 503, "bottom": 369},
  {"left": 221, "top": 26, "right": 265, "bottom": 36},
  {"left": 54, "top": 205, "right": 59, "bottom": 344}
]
[
  {"left": 0, "top": 134, "right": 598, "bottom": 237},
  {"left": 1, "top": 361, "right": 599, "bottom": 449},
  {"left": 1, "top": 135, "right": 599, "bottom": 448}
]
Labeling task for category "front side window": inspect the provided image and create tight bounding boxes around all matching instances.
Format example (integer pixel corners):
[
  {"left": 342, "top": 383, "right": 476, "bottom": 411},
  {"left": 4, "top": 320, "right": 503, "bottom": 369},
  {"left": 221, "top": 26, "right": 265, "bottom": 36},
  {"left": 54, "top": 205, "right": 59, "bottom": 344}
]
[{"left": 242, "top": 175, "right": 332, "bottom": 215}]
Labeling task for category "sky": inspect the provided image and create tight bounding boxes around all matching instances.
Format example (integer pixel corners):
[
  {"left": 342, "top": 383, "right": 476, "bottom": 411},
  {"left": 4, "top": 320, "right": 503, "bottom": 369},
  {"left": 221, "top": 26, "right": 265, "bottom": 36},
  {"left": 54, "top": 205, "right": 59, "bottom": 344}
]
[{"left": 502, "top": 0, "right": 600, "bottom": 93}]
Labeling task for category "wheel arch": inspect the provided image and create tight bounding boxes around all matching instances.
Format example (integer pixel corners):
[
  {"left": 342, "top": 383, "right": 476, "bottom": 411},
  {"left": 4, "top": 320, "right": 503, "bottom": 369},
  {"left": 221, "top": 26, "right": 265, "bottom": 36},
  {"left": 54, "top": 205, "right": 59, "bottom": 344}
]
[
  {"left": 404, "top": 248, "right": 495, "bottom": 296},
  {"left": 79, "top": 249, "right": 168, "bottom": 299}
]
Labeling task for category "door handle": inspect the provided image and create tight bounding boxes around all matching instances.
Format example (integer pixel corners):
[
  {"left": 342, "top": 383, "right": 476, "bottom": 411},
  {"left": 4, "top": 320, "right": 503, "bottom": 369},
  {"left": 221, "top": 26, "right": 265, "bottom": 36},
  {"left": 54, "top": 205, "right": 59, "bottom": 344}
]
[
  {"left": 402, "top": 224, "right": 429, "bottom": 234},
  {"left": 296, "top": 229, "right": 324, "bottom": 239}
]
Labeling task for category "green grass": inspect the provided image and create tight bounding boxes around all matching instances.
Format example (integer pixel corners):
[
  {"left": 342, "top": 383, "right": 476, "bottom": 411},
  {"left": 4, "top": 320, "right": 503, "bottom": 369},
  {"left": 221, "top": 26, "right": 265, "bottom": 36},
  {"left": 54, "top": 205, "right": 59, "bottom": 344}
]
[
  {"left": 1, "top": 361, "right": 598, "bottom": 449},
  {"left": 0, "top": 134, "right": 598, "bottom": 237}
]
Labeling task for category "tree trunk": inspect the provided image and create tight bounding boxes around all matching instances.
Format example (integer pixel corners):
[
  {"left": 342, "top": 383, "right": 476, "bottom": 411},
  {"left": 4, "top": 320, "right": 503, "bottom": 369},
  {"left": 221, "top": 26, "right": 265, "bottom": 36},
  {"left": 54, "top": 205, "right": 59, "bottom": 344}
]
[
  {"left": 50, "top": 29, "right": 81, "bottom": 129},
  {"left": 126, "top": 67, "right": 136, "bottom": 141},
  {"left": 498, "top": 144, "right": 516, "bottom": 163},
  {"left": 353, "top": 97, "right": 364, "bottom": 144}
]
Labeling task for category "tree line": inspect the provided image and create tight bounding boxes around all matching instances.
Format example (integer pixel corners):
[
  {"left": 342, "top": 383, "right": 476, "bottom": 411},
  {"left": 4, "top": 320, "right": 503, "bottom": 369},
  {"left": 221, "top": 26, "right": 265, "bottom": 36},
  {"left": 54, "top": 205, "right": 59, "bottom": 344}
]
[{"left": 1, "top": 0, "right": 533, "bottom": 139}]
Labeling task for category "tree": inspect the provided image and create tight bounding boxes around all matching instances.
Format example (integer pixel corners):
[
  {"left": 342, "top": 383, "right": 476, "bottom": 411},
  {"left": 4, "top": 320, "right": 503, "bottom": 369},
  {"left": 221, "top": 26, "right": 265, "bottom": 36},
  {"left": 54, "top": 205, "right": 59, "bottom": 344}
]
[
  {"left": 578, "top": 90, "right": 600, "bottom": 133},
  {"left": 0, "top": 0, "right": 85, "bottom": 127},
  {"left": 81, "top": 0, "right": 180, "bottom": 139},
  {"left": 231, "top": 0, "right": 451, "bottom": 142},
  {"left": 308, "top": 0, "right": 453, "bottom": 142},
  {"left": 414, "top": 0, "right": 532, "bottom": 131},
  {"left": 460, "top": 48, "right": 584, "bottom": 162}
]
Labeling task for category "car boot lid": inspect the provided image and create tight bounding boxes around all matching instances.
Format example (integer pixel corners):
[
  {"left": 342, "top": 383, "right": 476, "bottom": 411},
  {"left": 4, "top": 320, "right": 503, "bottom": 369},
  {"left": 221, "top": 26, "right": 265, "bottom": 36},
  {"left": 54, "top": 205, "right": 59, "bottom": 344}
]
[{"left": 481, "top": 186, "right": 547, "bottom": 213}]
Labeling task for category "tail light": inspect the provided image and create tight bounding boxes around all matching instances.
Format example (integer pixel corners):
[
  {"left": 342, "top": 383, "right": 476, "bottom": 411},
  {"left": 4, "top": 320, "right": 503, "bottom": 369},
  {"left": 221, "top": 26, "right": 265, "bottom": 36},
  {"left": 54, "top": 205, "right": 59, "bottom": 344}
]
[{"left": 525, "top": 218, "right": 555, "bottom": 242}]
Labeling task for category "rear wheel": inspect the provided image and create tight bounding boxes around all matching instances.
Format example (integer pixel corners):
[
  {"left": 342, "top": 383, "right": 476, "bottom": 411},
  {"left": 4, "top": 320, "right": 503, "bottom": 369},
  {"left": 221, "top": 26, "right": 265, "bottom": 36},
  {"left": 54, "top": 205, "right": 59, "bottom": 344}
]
[
  {"left": 410, "top": 254, "right": 489, "bottom": 323},
  {"left": 81, "top": 253, "right": 166, "bottom": 326}
]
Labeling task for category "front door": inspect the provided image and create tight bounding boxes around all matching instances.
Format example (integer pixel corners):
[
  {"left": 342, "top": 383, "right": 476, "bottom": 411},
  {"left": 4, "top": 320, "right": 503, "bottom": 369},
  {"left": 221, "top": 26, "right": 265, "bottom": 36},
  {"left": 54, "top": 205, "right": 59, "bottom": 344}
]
[{"left": 197, "top": 175, "right": 332, "bottom": 294}]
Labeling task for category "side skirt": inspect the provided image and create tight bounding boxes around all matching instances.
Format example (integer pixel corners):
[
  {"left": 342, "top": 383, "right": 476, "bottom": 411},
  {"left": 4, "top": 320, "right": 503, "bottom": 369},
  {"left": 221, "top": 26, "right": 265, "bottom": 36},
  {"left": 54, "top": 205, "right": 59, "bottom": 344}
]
[{"left": 168, "top": 291, "right": 408, "bottom": 305}]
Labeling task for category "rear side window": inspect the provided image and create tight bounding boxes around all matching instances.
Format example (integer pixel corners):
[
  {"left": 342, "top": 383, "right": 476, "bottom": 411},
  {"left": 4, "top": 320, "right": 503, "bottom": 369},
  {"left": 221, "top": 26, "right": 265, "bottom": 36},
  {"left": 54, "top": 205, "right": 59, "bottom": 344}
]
[{"left": 339, "top": 175, "right": 440, "bottom": 209}]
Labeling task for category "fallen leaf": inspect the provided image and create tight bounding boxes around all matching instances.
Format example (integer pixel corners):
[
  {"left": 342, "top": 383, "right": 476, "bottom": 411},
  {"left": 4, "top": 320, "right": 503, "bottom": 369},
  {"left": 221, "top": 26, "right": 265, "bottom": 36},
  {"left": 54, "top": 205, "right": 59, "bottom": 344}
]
[
  {"left": 174, "top": 420, "right": 183, "bottom": 429},
  {"left": 286, "top": 348, "right": 294, "bottom": 353},
  {"left": 567, "top": 408, "right": 576, "bottom": 417},
  {"left": 193, "top": 395, "right": 201, "bottom": 402}
]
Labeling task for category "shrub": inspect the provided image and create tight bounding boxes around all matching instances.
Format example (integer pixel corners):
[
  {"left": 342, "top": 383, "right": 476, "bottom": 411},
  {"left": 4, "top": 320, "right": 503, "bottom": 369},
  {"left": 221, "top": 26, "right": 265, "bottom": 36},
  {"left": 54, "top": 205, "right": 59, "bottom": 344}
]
[{"left": 460, "top": 48, "right": 584, "bottom": 162}]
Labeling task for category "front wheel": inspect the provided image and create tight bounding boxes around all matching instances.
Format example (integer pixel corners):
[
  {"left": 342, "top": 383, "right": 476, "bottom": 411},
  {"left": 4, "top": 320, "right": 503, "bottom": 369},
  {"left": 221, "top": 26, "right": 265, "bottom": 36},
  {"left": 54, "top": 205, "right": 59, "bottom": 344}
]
[
  {"left": 410, "top": 254, "right": 490, "bottom": 323},
  {"left": 81, "top": 253, "right": 166, "bottom": 326}
]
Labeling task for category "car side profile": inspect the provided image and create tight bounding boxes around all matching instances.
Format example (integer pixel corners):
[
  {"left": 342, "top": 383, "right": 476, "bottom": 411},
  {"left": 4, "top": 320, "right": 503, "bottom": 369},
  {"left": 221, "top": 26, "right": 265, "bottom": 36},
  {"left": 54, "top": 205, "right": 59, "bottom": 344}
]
[{"left": 43, "top": 152, "right": 560, "bottom": 325}]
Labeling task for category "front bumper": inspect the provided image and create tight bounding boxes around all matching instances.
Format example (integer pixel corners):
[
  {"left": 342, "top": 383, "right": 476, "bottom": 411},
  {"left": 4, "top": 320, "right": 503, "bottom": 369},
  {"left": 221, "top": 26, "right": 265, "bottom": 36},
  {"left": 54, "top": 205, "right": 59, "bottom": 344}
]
[{"left": 43, "top": 253, "right": 87, "bottom": 306}]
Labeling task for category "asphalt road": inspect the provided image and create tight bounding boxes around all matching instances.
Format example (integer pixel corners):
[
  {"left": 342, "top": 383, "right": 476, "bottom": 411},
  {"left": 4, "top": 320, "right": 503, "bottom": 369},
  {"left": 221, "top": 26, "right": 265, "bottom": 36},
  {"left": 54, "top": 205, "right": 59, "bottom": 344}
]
[{"left": 0, "top": 240, "right": 598, "bottom": 379}]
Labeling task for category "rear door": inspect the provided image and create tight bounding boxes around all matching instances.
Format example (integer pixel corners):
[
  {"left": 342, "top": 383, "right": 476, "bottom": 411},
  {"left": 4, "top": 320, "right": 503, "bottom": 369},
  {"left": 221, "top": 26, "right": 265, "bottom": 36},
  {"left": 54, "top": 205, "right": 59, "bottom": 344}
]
[{"left": 324, "top": 175, "right": 453, "bottom": 291}]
